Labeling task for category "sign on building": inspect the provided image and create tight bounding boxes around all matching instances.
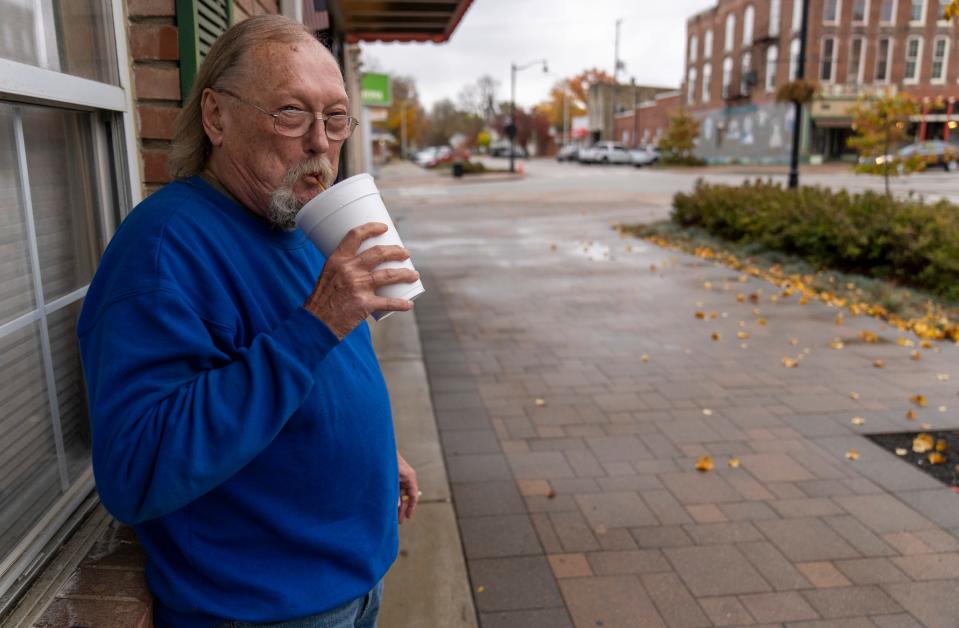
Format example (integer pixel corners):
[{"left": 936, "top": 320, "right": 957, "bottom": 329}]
[{"left": 361, "top": 73, "right": 392, "bottom": 107}]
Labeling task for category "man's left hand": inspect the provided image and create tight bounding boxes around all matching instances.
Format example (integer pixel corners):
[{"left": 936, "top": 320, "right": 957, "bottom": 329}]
[{"left": 397, "top": 451, "right": 419, "bottom": 524}]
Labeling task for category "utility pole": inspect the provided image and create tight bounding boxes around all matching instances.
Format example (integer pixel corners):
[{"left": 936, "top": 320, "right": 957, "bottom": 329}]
[
  {"left": 614, "top": 18, "right": 623, "bottom": 83},
  {"left": 788, "top": 0, "right": 810, "bottom": 189}
]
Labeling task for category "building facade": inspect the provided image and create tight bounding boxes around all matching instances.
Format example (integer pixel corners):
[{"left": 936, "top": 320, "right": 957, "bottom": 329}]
[
  {"left": 0, "top": 0, "right": 472, "bottom": 620},
  {"left": 684, "top": 0, "right": 959, "bottom": 163},
  {"left": 587, "top": 82, "right": 676, "bottom": 143},
  {"left": 613, "top": 91, "right": 682, "bottom": 148}
]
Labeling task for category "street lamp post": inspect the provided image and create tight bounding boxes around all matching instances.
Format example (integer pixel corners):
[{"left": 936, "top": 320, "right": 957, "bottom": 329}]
[
  {"left": 788, "top": 0, "right": 810, "bottom": 189},
  {"left": 509, "top": 58, "right": 548, "bottom": 173}
]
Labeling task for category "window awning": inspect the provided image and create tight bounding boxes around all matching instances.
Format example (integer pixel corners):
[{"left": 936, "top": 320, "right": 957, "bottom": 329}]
[{"left": 330, "top": 0, "right": 474, "bottom": 43}]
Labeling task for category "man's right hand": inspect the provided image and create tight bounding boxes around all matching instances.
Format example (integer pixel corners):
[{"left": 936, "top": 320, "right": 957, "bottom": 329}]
[{"left": 303, "top": 222, "right": 418, "bottom": 339}]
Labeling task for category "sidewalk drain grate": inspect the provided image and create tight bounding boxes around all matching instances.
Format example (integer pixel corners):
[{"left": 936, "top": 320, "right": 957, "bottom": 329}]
[{"left": 867, "top": 429, "right": 959, "bottom": 489}]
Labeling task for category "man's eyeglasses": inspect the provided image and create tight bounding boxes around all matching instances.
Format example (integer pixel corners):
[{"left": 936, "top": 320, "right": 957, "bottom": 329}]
[{"left": 215, "top": 89, "right": 358, "bottom": 141}]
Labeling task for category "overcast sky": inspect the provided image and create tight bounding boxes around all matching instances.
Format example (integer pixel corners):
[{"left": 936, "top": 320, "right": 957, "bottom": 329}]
[{"left": 359, "top": 0, "right": 716, "bottom": 110}]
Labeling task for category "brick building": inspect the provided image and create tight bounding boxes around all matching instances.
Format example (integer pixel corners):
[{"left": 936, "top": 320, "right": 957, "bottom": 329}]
[
  {"left": 684, "top": 0, "right": 959, "bottom": 163},
  {"left": 613, "top": 91, "right": 682, "bottom": 148},
  {"left": 587, "top": 82, "right": 676, "bottom": 143},
  {"left": 0, "top": 0, "right": 472, "bottom": 623}
]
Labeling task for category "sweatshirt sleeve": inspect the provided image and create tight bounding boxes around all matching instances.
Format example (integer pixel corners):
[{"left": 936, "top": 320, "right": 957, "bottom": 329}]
[{"left": 79, "top": 287, "right": 340, "bottom": 524}]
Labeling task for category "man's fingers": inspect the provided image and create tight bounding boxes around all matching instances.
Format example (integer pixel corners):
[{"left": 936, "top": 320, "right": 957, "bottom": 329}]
[
  {"left": 336, "top": 222, "right": 389, "bottom": 257},
  {"left": 371, "top": 268, "right": 420, "bottom": 287},
  {"left": 370, "top": 297, "right": 414, "bottom": 313},
  {"left": 357, "top": 244, "right": 410, "bottom": 270}
]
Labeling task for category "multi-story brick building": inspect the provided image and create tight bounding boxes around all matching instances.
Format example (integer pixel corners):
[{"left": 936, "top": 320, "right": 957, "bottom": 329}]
[{"left": 684, "top": 0, "right": 959, "bottom": 163}]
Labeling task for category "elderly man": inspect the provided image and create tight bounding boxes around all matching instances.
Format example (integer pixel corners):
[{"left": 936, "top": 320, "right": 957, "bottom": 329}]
[{"left": 78, "top": 15, "right": 420, "bottom": 628}]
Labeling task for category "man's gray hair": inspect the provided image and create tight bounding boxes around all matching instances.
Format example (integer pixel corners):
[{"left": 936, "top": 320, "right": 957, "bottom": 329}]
[{"left": 168, "top": 15, "right": 328, "bottom": 179}]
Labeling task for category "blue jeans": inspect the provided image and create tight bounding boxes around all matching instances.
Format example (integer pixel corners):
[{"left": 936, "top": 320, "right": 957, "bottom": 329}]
[{"left": 224, "top": 581, "right": 384, "bottom": 628}]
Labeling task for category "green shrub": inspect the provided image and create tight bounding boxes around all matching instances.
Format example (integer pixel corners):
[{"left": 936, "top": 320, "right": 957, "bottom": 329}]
[{"left": 672, "top": 179, "right": 959, "bottom": 301}]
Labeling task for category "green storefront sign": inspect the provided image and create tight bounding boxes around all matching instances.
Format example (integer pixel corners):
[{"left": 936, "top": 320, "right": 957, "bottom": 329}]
[{"left": 361, "top": 73, "right": 391, "bottom": 107}]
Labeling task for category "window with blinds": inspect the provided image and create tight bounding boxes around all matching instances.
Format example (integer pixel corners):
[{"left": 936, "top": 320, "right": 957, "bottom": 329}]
[
  {"left": 177, "top": 0, "right": 234, "bottom": 100},
  {"left": 0, "top": 0, "right": 129, "bottom": 609},
  {"left": 0, "top": 100, "right": 117, "bottom": 606}
]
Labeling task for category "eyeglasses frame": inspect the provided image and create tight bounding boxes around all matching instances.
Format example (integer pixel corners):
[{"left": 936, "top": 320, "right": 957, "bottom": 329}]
[{"left": 213, "top": 88, "right": 358, "bottom": 140}]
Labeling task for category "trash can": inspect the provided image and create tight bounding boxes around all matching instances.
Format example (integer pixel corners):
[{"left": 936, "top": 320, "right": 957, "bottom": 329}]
[{"left": 452, "top": 161, "right": 464, "bottom": 178}]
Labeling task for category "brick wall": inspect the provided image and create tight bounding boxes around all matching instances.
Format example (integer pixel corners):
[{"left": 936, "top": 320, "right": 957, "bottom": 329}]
[
  {"left": 613, "top": 93, "right": 681, "bottom": 148},
  {"left": 684, "top": 0, "right": 959, "bottom": 115},
  {"left": 126, "top": 0, "right": 281, "bottom": 197}
]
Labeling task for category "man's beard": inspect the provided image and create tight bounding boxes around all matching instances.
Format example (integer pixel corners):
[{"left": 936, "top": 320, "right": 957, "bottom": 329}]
[{"left": 268, "top": 156, "right": 335, "bottom": 230}]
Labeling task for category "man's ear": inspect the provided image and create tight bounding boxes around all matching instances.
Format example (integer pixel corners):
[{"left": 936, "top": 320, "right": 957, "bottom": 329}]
[{"left": 201, "top": 89, "right": 225, "bottom": 147}]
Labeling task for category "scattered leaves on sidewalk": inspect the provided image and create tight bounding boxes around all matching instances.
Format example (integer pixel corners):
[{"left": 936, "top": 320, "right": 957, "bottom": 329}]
[
  {"left": 830, "top": 339, "right": 845, "bottom": 350},
  {"left": 789, "top": 338, "right": 799, "bottom": 346},
  {"left": 929, "top": 452, "right": 946, "bottom": 465},
  {"left": 896, "top": 448, "right": 908, "bottom": 456},
  {"left": 907, "top": 409, "right": 919, "bottom": 421},
  {"left": 859, "top": 330, "right": 879, "bottom": 343},
  {"left": 913, "top": 433, "right": 935, "bottom": 453},
  {"left": 695, "top": 311, "right": 705, "bottom": 319},
  {"left": 695, "top": 455, "right": 715, "bottom": 472},
  {"left": 874, "top": 360, "right": 886, "bottom": 369},
  {"left": 737, "top": 331, "right": 750, "bottom": 339},
  {"left": 938, "top": 373, "right": 950, "bottom": 381},
  {"left": 728, "top": 457, "right": 741, "bottom": 468},
  {"left": 835, "top": 313, "right": 845, "bottom": 326},
  {"left": 851, "top": 417, "right": 866, "bottom": 426},
  {"left": 535, "top": 398, "right": 547, "bottom": 407},
  {"left": 911, "top": 394, "right": 928, "bottom": 408},
  {"left": 711, "top": 332, "right": 721, "bottom": 341},
  {"left": 911, "top": 350, "right": 922, "bottom": 361},
  {"left": 845, "top": 449, "right": 860, "bottom": 460},
  {"left": 702, "top": 408, "right": 713, "bottom": 416},
  {"left": 850, "top": 392, "right": 860, "bottom": 400},
  {"left": 641, "top": 354, "right": 650, "bottom": 362},
  {"left": 783, "top": 357, "right": 799, "bottom": 368}
]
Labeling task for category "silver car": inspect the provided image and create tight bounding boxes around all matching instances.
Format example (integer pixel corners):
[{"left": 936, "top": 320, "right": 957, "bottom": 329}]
[{"left": 581, "top": 141, "right": 632, "bottom": 164}]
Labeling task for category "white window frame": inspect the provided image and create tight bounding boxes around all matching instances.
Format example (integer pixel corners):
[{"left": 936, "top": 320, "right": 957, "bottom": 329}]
[
  {"left": 690, "top": 34, "right": 699, "bottom": 63},
  {"left": 875, "top": 37, "right": 893, "bottom": 82},
  {"left": 722, "top": 56, "right": 734, "bottom": 98},
  {"left": 688, "top": 67, "right": 698, "bottom": 104},
  {"left": 792, "top": 0, "right": 803, "bottom": 31},
  {"left": 820, "top": 37, "right": 837, "bottom": 82},
  {"left": 824, "top": 0, "right": 843, "bottom": 23},
  {"left": 852, "top": 0, "right": 870, "bottom": 22},
  {"left": 789, "top": 37, "right": 801, "bottom": 80},
  {"left": 848, "top": 37, "right": 866, "bottom": 83},
  {"left": 904, "top": 35, "right": 923, "bottom": 83},
  {"left": 910, "top": 0, "right": 926, "bottom": 24},
  {"left": 936, "top": 0, "right": 950, "bottom": 23},
  {"left": 725, "top": 13, "right": 736, "bottom": 52},
  {"left": 770, "top": 0, "right": 781, "bottom": 36},
  {"left": 880, "top": 0, "right": 898, "bottom": 23},
  {"left": 702, "top": 62, "right": 712, "bottom": 101},
  {"left": 931, "top": 35, "right": 949, "bottom": 84},
  {"left": 0, "top": 0, "right": 141, "bottom": 605},
  {"left": 743, "top": 5, "right": 755, "bottom": 45},
  {"left": 704, "top": 29, "right": 714, "bottom": 58},
  {"left": 766, "top": 44, "right": 779, "bottom": 91}
]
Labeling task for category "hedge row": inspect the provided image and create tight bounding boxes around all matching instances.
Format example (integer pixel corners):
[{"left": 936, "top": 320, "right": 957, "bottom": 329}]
[{"left": 672, "top": 180, "right": 959, "bottom": 301}]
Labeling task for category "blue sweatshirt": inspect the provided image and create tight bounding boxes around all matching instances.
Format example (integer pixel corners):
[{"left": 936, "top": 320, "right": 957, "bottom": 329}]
[{"left": 77, "top": 177, "right": 398, "bottom": 626}]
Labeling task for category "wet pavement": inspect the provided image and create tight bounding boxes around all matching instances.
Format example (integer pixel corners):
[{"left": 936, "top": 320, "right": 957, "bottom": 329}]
[{"left": 379, "top": 161, "right": 959, "bottom": 628}]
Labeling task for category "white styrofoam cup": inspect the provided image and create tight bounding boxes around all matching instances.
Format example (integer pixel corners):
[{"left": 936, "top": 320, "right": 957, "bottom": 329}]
[{"left": 295, "top": 173, "right": 424, "bottom": 320}]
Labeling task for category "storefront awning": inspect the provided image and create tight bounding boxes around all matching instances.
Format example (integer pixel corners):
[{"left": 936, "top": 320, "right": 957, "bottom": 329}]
[{"left": 330, "top": 0, "right": 474, "bottom": 43}]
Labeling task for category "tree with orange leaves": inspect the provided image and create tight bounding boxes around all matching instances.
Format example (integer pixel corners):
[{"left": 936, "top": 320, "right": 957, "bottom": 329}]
[{"left": 536, "top": 68, "right": 615, "bottom": 133}]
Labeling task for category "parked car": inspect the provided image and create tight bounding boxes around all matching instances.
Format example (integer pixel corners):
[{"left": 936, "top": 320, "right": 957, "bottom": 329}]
[
  {"left": 630, "top": 146, "right": 661, "bottom": 167},
  {"left": 556, "top": 144, "right": 583, "bottom": 162},
  {"left": 413, "top": 145, "right": 453, "bottom": 168},
  {"left": 580, "top": 141, "right": 632, "bottom": 164},
  {"left": 898, "top": 140, "right": 959, "bottom": 171},
  {"left": 489, "top": 142, "right": 528, "bottom": 158},
  {"left": 862, "top": 140, "right": 959, "bottom": 172}
]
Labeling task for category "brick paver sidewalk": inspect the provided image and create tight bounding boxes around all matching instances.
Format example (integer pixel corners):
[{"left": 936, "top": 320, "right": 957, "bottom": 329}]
[{"left": 384, "top": 165, "right": 959, "bottom": 628}]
